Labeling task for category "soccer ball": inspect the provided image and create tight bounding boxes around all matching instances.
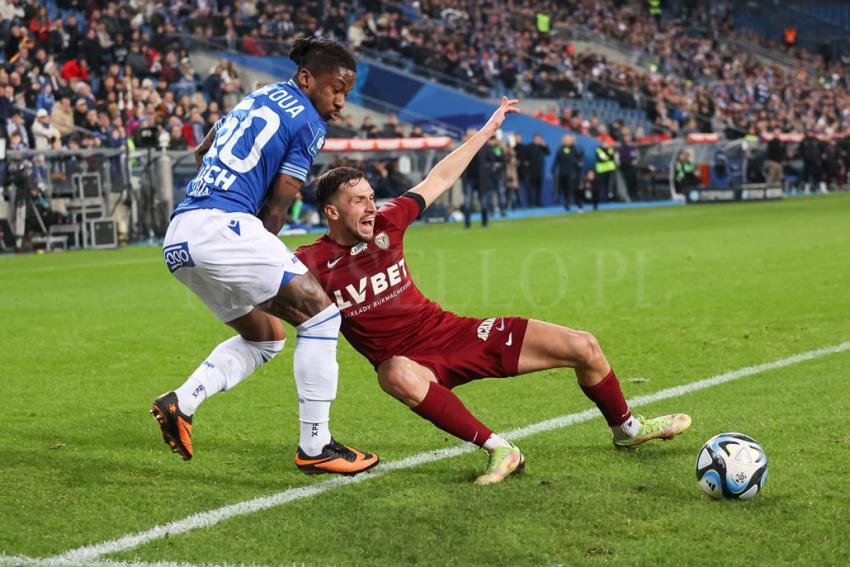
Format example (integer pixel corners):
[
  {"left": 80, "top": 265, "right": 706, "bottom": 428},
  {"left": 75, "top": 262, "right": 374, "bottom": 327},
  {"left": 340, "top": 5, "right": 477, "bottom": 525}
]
[{"left": 695, "top": 432, "right": 768, "bottom": 500}]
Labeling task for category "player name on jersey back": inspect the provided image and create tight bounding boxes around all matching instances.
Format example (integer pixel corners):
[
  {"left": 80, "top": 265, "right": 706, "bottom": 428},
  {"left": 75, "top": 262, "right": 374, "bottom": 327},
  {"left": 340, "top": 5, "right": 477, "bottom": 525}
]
[{"left": 254, "top": 83, "right": 307, "bottom": 119}]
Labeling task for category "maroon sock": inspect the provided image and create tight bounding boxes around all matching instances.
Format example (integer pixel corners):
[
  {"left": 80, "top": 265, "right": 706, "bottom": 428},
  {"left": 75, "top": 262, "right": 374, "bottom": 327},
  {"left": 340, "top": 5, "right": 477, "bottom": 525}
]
[
  {"left": 580, "top": 368, "right": 631, "bottom": 427},
  {"left": 412, "top": 382, "right": 493, "bottom": 446}
]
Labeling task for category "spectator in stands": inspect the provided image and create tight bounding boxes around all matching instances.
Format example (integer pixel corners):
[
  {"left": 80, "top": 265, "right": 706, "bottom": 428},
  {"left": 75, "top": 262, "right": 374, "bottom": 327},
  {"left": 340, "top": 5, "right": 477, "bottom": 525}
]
[
  {"left": 503, "top": 137, "right": 522, "bottom": 210},
  {"left": 9, "top": 130, "right": 30, "bottom": 151},
  {"left": 798, "top": 130, "right": 824, "bottom": 194},
  {"left": 60, "top": 57, "right": 89, "bottom": 83},
  {"left": 35, "top": 82, "right": 55, "bottom": 113},
  {"left": 618, "top": 127, "right": 639, "bottom": 201},
  {"left": 593, "top": 138, "right": 617, "bottom": 210},
  {"left": 839, "top": 129, "right": 850, "bottom": 186},
  {"left": 674, "top": 149, "right": 699, "bottom": 194},
  {"left": 488, "top": 135, "right": 507, "bottom": 216},
  {"left": 513, "top": 132, "right": 531, "bottom": 206},
  {"left": 552, "top": 133, "right": 584, "bottom": 211},
  {"left": 72, "top": 98, "right": 88, "bottom": 128},
  {"left": 81, "top": 108, "right": 99, "bottom": 134},
  {"left": 359, "top": 115, "right": 379, "bottom": 138},
  {"left": 526, "top": 133, "right": 550, "bottom": 207},
  {"left": 51, "top": 95, "right": 74, "bottom": 138},
  {"left": 81, "top": 26, "right": 105, "bottom": 70},
  {"left": 172, "top": 58, "right": 200, "bottom": 100},
  {"left": 127, "top": 42, "right": 149, "bottom": 78},
  {"left": 243, "top": 29, "right": 267, "bottom": 56},
  {"left": 6, "top": 109, "right": 30, "bottom": 148},
  {"left": 822, "top": 137, "right": 840, "bottom": 192},
  {"left": 168, "top": 125, "right": 187, "bottom": 150},
  {"left": 182, "top": 106, "right": 206, "bottom": 147},
  {"left": 763, "top": 128, "right": 785, "bottom": 188},
  {"left": 462, "top": 128, "right": 498, "bottom": 228},
  {"left": 32, "top": 108, "right": 61, "bottom": 151},
  {"left": 220, "top": 79, "right": 243, "bottom": 112},
  {"left": 381, "top": 113, "right": 404, "bottom": 138}
]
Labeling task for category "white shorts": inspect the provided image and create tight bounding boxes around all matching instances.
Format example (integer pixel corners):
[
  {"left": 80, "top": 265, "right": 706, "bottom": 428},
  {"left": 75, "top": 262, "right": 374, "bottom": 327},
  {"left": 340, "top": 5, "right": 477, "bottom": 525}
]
[{"left": 163, "top": 209, "right": 308, "bottom": 322}]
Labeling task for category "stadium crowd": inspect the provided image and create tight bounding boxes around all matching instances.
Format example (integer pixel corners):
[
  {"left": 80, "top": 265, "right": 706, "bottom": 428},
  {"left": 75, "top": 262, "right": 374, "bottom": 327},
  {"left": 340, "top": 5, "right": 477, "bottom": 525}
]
[
  {"left": 4, "top": 0, "right": 850, "bottom": 146},
  {"left": 345, "top": 0, "right": 850, "bottom": 142},
  {"left": 3, "top": 0, "right": 850, "bottom": 211}
]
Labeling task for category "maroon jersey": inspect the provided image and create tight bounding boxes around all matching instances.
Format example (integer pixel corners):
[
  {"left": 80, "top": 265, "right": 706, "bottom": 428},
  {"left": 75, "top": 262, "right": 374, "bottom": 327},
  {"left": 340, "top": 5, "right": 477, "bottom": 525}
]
[{"left": 295, "top": 194, "right": 461, "bottom": 366}]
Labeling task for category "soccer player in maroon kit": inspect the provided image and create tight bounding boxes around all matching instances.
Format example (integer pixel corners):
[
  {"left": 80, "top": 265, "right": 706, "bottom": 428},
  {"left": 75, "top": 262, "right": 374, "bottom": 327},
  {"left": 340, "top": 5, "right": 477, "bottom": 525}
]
[{"left": 296, "top": 98, "right": 691, "bottom": 484}]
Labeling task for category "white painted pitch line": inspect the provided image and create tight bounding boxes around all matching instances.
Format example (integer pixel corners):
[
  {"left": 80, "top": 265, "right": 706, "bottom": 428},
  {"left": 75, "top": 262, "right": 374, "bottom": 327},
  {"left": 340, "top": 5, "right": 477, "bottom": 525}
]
[
  {"left": 48, "top": 341, "right": 850, "bottom": 564},
  {"left": 0, "top": 554, "right": 271, "bottom": 567}
]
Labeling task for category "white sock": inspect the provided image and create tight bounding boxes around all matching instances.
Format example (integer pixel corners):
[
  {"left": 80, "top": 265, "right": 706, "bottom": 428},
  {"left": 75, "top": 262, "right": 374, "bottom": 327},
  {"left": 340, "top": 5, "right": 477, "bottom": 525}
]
[
  {"left": 174, "top": 336, "right": 284, "bottom": 415},
  {"left": 612, "top": 414, "right": 641, "bottom": 440},
  {"left": 299, "top": 400, "right": 331, "bottom": 455},
  {"left": 294, "top": 305, "right": 341, "bottom": 454},
  {"left": 482, "top": 433, "right": 512, "bottom": 451}
]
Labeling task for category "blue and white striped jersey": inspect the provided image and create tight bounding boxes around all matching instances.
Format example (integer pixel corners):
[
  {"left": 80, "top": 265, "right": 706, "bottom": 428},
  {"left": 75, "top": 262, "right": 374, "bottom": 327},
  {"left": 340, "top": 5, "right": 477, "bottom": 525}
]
[{"left": 173, "top": 79, "right": 326, "bottom": 217}]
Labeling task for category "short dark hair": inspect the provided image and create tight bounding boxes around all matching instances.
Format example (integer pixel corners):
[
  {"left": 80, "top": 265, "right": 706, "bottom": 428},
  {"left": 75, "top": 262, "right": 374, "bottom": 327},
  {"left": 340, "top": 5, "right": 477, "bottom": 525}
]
[
  {"left": 315, "top": 167, "right": 364, "bottom": 207},
  {"left": 289, "top": 37, "right": 356, "bottom": 77}
]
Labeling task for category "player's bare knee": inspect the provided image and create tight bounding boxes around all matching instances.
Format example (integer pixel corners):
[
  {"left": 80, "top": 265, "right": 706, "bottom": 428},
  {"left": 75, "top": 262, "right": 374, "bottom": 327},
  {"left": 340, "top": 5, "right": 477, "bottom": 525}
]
[
  {"left": 571, "top": 331, "right": 603, "bottom": 368},
  {"left": 378, "top": 358, "right": 417, "bottom": 399}
]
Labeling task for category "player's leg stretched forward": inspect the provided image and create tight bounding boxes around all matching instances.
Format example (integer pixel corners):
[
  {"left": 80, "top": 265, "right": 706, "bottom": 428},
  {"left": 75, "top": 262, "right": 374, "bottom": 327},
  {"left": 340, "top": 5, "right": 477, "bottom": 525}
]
[
  {"left": 516, "top": 320, "right": 691, "bottom": 448},
  {"left": 376, "top": 320, "right": 690, "bottom": 484},
  {"left": 152, "top": 272, "right": 378, "bottom": 475}
]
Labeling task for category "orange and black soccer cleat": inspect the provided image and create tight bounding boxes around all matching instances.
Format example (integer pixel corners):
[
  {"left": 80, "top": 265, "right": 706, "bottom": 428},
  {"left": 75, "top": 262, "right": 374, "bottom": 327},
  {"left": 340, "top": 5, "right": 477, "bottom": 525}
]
[
  {"left": 150, "top": 391, "right": 194, "bottom": 460},
  {"left": 295, "top": 438, "right": 379, "bottom": 476}
]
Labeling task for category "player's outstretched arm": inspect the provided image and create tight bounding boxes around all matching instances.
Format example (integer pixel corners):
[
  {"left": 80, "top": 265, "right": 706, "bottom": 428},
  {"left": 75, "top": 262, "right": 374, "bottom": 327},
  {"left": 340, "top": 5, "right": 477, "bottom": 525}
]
[
  {"left": 410, "top": 97, "right": 519, "bottom": 207},
  {"left": 259, "top": 174, "right": 302, "bottom": 235}
]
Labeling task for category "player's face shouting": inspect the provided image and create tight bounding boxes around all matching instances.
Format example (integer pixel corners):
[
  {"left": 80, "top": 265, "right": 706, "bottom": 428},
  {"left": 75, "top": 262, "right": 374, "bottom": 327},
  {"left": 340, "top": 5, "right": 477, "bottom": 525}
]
[
  {"left": 306, "top": 67, "right": 356, "bottom": 122},
  {"left": 332, "top": 177, "right": 377, "bottom": 242}
]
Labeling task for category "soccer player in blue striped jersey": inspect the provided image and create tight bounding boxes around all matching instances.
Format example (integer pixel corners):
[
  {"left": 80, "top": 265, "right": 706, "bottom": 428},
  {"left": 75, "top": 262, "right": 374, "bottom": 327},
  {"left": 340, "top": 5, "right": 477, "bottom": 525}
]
[{"left": 152, "top": 38, "right": 379, "bottom": 475}]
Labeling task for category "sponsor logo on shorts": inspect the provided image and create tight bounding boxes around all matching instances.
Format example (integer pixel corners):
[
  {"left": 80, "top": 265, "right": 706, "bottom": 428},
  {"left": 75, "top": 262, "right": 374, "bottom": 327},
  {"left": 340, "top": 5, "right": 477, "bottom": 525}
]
[
  {"left": 227, "top": 219, "right": 241, "bottom": 236},
  {"left": 163, "top": 242, "right": 195, "bottom": 273},
  {"left": 477, "top": 318, "right": 496, "bottom": 341},
  {"left": 505, "top": 332, "right": 513, "bottom": 347},
  {"left": 375, "top": 232, "right": 390, "bottom": 250}
]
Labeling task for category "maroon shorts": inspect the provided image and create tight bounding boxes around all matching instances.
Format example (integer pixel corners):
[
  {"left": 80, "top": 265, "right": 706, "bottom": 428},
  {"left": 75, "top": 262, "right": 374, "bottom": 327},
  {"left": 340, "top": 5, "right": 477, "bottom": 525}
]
[{"left": 399, "top": 316, "right": 530, "bottom": 389}]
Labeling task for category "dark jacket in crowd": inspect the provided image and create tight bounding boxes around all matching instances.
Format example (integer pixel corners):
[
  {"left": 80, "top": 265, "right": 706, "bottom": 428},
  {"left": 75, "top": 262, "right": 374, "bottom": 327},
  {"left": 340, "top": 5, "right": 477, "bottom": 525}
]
[
  {"left": 766, "top": 138, "right": 785, "bottom": 162},
  {"left": 526, "top": 142, "right": 550, "bottom": 180},
  {"left": 799, "top": 135, "right": 822, "bottom": 165},
  {"left": 463, "top": 144, "right": 498, "bottom": 193},
  {"left": 552, "top": 143, "right": 584, "bottom": 179}
]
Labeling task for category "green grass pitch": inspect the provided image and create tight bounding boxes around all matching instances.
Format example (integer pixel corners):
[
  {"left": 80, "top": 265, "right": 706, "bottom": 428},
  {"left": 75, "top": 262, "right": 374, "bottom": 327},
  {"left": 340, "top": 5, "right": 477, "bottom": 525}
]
[{"left": 2, "top": 194, "right": 849, "bottom": 566}]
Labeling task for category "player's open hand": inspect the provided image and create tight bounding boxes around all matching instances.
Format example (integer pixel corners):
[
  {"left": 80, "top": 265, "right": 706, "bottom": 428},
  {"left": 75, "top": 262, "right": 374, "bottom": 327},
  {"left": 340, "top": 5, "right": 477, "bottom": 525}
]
[{"left": 486, "top": 96, "right": 520, "bottom": 131}]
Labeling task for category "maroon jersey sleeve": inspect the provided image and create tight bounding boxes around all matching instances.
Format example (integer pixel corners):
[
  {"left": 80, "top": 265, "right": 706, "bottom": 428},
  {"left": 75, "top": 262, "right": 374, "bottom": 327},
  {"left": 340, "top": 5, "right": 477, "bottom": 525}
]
[
  {"left": 294, "top": 239, "right": 327, "bottom": 274},
  {"left": 378, "top": 192, "right": 424, "bottom": 234}
]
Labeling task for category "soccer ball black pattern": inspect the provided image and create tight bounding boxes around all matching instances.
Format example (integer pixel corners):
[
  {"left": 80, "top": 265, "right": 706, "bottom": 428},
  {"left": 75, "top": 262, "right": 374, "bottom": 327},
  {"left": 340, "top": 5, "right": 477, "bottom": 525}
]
[{"left": 695, "top": 432, "right": 768, "bottom": 500}]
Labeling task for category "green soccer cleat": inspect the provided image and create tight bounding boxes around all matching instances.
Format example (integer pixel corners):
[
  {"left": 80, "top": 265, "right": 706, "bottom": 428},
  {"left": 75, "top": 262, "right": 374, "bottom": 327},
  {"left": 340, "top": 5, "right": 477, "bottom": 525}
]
[
  {"left": 474, "top": 444, "right": 525, "bottom": 485},
  {"left": 613, "top": 413, "right": 692, "bottom": 450}
]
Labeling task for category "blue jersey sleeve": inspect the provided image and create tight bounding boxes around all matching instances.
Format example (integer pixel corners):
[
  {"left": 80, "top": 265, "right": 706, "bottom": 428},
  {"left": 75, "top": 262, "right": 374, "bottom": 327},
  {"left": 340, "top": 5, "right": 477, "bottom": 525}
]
[{"left": 279, "top": 121, "right": 326, "bottom": 181}]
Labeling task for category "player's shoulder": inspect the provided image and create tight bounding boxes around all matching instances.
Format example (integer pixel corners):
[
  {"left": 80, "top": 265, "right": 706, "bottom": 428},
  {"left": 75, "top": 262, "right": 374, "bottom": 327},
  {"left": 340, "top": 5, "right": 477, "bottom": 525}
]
[
  {"left": 295, "top": 235, "right": 335, "bottom": 265},
  {"left": 376, "top": 193, "right": 423, "bottom": 222}
]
